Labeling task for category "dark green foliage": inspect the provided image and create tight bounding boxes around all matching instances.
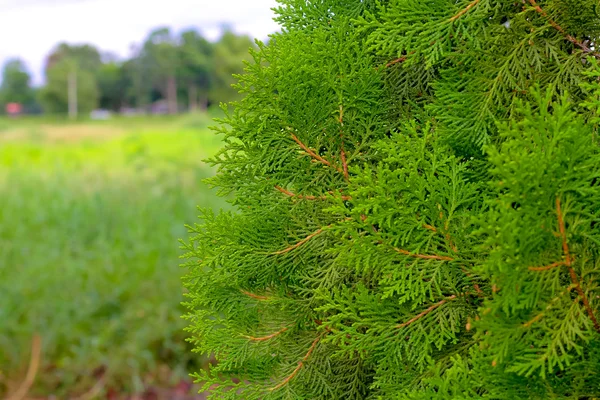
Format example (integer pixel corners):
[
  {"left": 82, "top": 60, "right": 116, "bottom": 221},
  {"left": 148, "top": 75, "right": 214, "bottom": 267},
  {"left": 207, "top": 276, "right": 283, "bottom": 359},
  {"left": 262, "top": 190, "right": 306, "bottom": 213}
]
[
  {"left": 0, "top": 59, "right": 35, "bottom": 109},
  {"left": 183, "top": 1, "right": 600, "bottom": 398}
]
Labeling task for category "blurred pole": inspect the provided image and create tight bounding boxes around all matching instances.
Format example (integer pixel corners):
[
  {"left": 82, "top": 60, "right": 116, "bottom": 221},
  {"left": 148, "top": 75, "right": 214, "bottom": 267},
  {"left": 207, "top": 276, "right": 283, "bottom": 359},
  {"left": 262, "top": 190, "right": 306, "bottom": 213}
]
[
  {"left": 167, "top": 75, "right": 178, "bottom": 115},
  {"left": 68, "top": 71, "right": 78, "bottom": 120}
]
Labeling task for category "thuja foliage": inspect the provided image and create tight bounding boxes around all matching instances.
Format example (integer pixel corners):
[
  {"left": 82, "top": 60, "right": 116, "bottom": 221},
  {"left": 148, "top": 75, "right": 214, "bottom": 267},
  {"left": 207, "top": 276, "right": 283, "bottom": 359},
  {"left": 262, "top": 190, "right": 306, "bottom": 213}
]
[{"left": 182, "top": 0, "right": 600, "bottom": 398}]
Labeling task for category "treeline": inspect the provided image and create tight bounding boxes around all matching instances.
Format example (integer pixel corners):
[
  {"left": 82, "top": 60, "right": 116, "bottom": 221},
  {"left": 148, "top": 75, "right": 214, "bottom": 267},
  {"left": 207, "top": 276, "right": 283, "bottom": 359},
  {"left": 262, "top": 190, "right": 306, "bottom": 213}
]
[{"left": 0, "top": 27, "right": 256, "bottom": 115}]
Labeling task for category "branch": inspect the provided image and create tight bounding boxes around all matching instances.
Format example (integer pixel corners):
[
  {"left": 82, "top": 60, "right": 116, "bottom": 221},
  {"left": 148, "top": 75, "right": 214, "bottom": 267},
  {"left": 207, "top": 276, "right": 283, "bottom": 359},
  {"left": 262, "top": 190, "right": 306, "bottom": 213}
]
[
  {"left": 523, "top": 284, "right": 576, "bottom": 328},
  {"left": 528, "top": 0, "right": 598, "bottom": 57},
  {"left": 244, "top": 327, "right": 288, "bottom": 342},
  {"left": 462, "top": 268, "right": 484, "bottom": 296},
  {"left": 274, "top": 186, "right": 351, "bottom": 201},
  {"left": 269, "top": 335, "right": 322, "bottom": 391},
  {"left": 423, "top": 222, "right": 458, "bottom": 252},
  {"left": 556, "top": 197, "right": 600, "bottom": 333},
  {"left": 337, "top": 105, "right": 350, "bottom": 181},
  {"left": 290, "top": 132, "right": 343, "bottom": 173},
  {"left": 393, "top": 247, "right": 454, "bottom": 261},
  {"left": 272, "top": 227, "right": 326, "bottom": 255},
  {"left": 386, "top": 55, "right": 408, "bottom": 68},
  {"left": 528, "top": 261, "right": 566, "bottom": 271},
  {"left": 7, "top": 335, "right": 41, "bottom": 400},
  {"left": 449, "top": 0, "right": 481, "bottom": 22},
  {"left": 72, "top": 369, "right": 107, "bottom": 400},
  {"left": 423, "top": 224, "right": 437, "bottom": 232},
  {"left": 340, "top": 144, "right": 350, "bottom": 181},
  {"left": 396, "top": 296, "right": 457, "bottom": 328},
  {"left": 240, "top": 290, "right": 270, "bottom": 301}
]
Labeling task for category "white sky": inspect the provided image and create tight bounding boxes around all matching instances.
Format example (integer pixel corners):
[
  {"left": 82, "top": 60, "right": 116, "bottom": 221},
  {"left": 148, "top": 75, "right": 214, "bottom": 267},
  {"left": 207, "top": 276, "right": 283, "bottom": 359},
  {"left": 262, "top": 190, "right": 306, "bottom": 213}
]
[{"left": 0, "top": 0, "right": 280, "bottom": 85}]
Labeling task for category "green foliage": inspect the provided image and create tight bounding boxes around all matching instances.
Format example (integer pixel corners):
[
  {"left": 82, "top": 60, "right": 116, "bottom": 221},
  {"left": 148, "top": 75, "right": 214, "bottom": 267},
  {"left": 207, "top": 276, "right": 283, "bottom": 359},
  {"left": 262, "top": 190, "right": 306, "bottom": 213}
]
[
  {"left": 0, "top": 58, "right": 35, "bottom": 108},
  {"left": 210, "top": 30, "right": 256, "bottom": 104},
  {"left": 38, "top": 58, "right": 99, "bottom": 114},
  {"left": 97, "top": 62, "right": 128, "bottom": 111},
  {"left": 0, "top": 121, "right": 225, "bottom": 397},
  {"left": 183, "top": 0, "right": 600, "bottom": 398}
]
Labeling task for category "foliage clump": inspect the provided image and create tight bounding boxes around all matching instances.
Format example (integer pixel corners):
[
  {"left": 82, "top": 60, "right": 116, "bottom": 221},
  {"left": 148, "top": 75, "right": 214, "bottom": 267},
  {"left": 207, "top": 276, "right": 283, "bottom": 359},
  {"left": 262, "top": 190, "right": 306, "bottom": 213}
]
[{"left": 183, "top": 1, "right": 600, "bottom": 398}]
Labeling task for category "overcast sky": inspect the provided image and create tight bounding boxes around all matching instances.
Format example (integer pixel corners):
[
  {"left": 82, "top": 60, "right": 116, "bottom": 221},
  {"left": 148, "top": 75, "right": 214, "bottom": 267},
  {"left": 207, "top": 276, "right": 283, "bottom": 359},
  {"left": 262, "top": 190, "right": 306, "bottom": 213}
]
[{"left": 0, "top": 0, "right": 280, "bottom": 85}]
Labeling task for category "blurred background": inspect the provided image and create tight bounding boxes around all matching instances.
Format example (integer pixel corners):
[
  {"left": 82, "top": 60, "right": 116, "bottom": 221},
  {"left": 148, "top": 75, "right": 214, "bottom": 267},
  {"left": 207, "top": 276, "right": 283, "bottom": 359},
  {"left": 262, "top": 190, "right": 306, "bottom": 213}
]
[{"left": 0, "top": 1, "right": 278, "bottom": 398}]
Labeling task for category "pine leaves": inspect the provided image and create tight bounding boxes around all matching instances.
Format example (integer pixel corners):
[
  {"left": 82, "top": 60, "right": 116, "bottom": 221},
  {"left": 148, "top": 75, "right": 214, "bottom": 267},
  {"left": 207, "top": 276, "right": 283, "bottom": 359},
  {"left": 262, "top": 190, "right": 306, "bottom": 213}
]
[
  {"left": 183, "top": 0, "right": 600, "bottom": 398},
  {"left": 476, "top": 90, "right": 600, "bottom": 387}
]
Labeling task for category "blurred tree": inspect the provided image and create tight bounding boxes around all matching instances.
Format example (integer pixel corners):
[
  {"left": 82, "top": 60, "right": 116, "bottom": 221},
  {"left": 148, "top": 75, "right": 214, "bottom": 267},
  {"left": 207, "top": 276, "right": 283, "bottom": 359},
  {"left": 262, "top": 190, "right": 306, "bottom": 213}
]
[
  {"left": 45, "top": 43, "right": 102, "bottom": 75},
  {"left": 178, "top": 29, "right": 213, "bottom": 112},
  {"left": 210, "top": 30, "right": 255, "bottom": 104},
  {"left": 141, "top": 27, "right": 180, "bottom": 114},
  {"left": 97, "top": 62, "right": 127, "bottom": 112},
  {"left": 0, "top": 59, "right": 35, "bottom": 108},
  {"left": 38, "top": 58, "right": 98, "bottom": 115}
]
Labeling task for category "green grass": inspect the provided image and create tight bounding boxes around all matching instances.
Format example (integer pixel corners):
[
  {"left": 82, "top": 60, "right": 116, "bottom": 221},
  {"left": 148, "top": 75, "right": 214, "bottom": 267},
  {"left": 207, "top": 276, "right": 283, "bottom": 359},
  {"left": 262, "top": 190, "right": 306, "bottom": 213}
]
[{"left": 0, "top": 116, "right": 225, "bottom": 397}]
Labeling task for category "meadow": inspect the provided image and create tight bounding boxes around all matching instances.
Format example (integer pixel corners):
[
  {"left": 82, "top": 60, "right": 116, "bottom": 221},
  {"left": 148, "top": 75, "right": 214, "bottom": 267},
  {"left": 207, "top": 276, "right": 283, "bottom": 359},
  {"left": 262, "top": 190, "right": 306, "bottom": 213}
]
[{"left": 0, "top": 115, "right": 226, "bottom": 399}]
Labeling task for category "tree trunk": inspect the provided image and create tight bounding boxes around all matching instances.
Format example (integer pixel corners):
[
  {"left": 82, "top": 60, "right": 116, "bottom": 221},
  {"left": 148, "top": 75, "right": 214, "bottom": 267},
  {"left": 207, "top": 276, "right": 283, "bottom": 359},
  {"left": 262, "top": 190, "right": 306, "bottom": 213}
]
[
  {"left": 167, "top": 75, "right": 178, "bottom": 115},
  {"left": 68, "top": 71, "right": 78, "bottom": 120},
  {"left": 188, "top": 84, "right": 198, "bottom": 113},
  {"left": 199, "top": 92, "right": 208, "bottom": 112}
]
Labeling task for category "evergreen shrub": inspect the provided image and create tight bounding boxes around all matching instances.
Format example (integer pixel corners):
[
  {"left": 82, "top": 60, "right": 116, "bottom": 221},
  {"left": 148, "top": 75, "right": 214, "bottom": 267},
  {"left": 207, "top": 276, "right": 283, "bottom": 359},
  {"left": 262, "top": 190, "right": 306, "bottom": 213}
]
[{"left": 182, "top": 1, "right": 600, "bottom": 398}]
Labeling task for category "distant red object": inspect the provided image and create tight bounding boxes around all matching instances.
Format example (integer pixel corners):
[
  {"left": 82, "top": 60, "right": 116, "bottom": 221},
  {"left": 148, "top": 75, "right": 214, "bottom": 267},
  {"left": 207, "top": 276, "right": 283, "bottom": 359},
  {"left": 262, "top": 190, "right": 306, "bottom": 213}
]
[{"left": 6, "top": 102, "right": 22, "bottom": 115}]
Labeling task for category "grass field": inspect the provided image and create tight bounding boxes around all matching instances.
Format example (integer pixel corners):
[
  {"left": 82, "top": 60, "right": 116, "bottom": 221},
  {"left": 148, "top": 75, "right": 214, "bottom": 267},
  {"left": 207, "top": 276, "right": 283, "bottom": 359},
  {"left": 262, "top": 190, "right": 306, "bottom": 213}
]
[{"left": 0, "top": 115, "right": 226, "bottom": 398}]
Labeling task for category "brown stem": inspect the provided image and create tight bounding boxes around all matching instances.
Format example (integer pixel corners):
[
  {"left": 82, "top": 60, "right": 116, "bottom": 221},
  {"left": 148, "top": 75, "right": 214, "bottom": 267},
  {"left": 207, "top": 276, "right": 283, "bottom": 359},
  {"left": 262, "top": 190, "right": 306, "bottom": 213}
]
[
  {"left": 386, "top": 55, "right": 408, "bottom": 68},
  {"left": 7, "top": 335, "right": 41, "bottom": 400},
  {"left": 461, "top": 268, "right": 484, "bottom": 296},
  {"left": 290, "top": 132, "right": 343, "bottom": 173},
  {"left": 244, "top": 327, "right": 288, "bottom": 342},
  {"left": 528, "top": 261, "right": 566, "bottom": 271},
  {"left": 528, "top": 0, "right": 598, "bottom": 56},
  {"left": 340, "top": 145, "right": 350, "bottom": 181},
  {"left": 523, "top": 284, "right": 576, "bottom": 328},
  {"left": 449, "top": 0, "right": 482, "bottom": 22},
  {"left": 269, "top": 335, "right": 322, "bottom": 391},
  {"left": 274, "top": 186, "right": 351, "bottom": 201},
  {"left": 241, "top": 290, "right": 270, "bottom": 301},
  {"left": 72, "top": 370, "right": 107, "bottom": 400},
  {"left": 522, "top": 312, "right": 545, "bottom": 328},
  {"left": 423, "top": 224, "right": 438, "bottom": 232},
  {"left": 393, "top": 247, "right": 454, "bottom": 261},
  {"left": 556, "top": 197, "right": 600, "bottom": 333},
  {"left": 272, "top": 227, "right": 326, "bottom": 255},
  {"left": 396, "top": 296, "right": 457, "bottom": 328}
]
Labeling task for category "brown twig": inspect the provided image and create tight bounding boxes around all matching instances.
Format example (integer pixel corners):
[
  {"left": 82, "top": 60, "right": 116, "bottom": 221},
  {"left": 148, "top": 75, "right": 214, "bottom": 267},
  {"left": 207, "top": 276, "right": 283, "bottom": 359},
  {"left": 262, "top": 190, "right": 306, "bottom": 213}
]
[
  {"left": 393, "top": 247, "right": 454, "bottom": 261},
  {"left": 274, "top": 186, "right": 351, "bottom": 201},
  {"left": 340, "top": 145, "right": 350, "bottom": 181},
  {"left": 528, "top": 261, "right": 566, "bottom": 271},
  {"left": 72, "top": 371, "right": 107, "bottom": 400},
  {"left": 7, "top": 335, "right": 41, "bottom": 400},
  {"left": 523, "top": 284, "right": 576, "bottom": 328},
  {"left": 241, "top": 290, "right": 270, "bottom": 301},
  {"left": 555, "top": 197, "right": 600, "bottom": 333},
  {"left": 531, "top": 198, "right": 600, "bottom": 333},
  {"left": 272, "top": 227, "right": 326, "bottom": 255},
  {"left": 386, "top": 55, "right": 408, "bottom": 68},
  {"left": 290, "top": 132, "right": 342, "bottom": 173},
  {"left": 269, "top": 335, "right": 322, "bottom": 391},
  {"left": 528, "top": 0, "right": 598, "bottom": 56},
  {"left": 461, "top": 268, "right": 484, "bottom": 296},
  {"left": 423, "top": 224, "right": 438, "bottom": 232},
  {"left": 244, "top": 327, "right": 288, "bottom": 342},
  {"left": 396, "top": 296, "right": 457, "bottom": 328},
  {"left": 449, "top": 0, "right": 482, "bottom": 22}
]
